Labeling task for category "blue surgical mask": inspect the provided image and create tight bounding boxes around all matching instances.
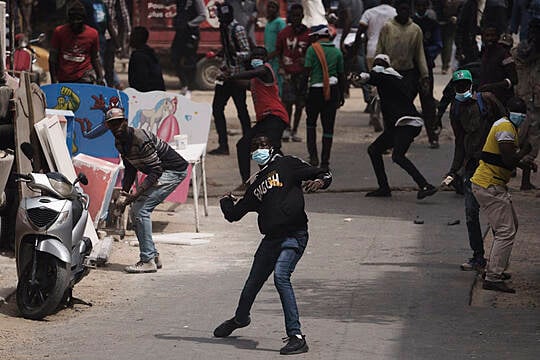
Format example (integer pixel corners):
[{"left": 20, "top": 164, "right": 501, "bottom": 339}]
[
  {"left": 509, "top": 112, "right": 526, "bottom": 127},
  {"left": 251, "top": 148, "right": 271, "bottom": 165},
  {"left": 455, "top": 90, "right": 472, "bottom": 102},
  {"left": 251, "top": 59, "right": 264, "bottom": 68}
]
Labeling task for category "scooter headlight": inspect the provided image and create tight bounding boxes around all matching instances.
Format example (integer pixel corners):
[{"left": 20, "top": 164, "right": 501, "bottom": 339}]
[
  {"left": 48, "top": 177, "right": 73, "bottom": 197},
  {"left": 56, "top": 210, "right": 70, "bottom": 226}
]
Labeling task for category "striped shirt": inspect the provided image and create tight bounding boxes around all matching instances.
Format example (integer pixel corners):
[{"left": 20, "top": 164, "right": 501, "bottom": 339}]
[
  {"left": 103, "top": 0, "right": 131, "bottom": 42},
  {"left": 222, "top": 20, "right": 251, "bottom": 75},
  {"left": 471, "top": 118, "right": 518, "bottom": 188},
  {"left": 117, "top": 127, "right": 188, "bottom": 194}
]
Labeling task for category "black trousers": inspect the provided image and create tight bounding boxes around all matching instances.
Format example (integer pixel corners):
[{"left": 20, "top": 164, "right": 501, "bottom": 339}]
[
  {"left": 237, "top": 115, "right": 286, "bottom": 182},
  {"left": 367, "top": 125, "right": 428, "bottom": 189},
  {"left": 399, "top": 69, "right": 439, "bottom": 143},
  {"left": 306, "top": 86, "right": 339, "bottom": 167},
  {"left": 103, "top": 39, "right": 116, "bottom": 87},
  {"left": 171, "top": 30, "right": 199, "bottom": 89},
  {"left": 212, "top": 81, "right": 252, "bottom": 148}
]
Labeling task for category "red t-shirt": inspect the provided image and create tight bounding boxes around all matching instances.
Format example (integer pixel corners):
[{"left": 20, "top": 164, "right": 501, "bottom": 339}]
[
  {"left": 275, "top": 25, "right": 311, "bottom": 74},
  {"left": 251, "top": 64, "right": 290, "bottom": 124},
  {"left": 51, "top": 24, "right": 99, "bottom": 82}
]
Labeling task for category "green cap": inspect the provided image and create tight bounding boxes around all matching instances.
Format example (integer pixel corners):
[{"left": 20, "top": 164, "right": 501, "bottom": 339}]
[{"left": 452, "top": 70, "right": 472, "bottom": 82}]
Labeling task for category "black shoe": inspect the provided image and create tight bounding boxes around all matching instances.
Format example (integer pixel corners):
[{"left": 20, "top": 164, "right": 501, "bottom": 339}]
[
  {"left": 213, "top": 317, "right": 251, "bottom": 337},
  {"left": 417, "top": 184, "right": 438, "bottom": 199},
  {"left": 280, "top": 335, "right": 309, "bottom": 355},
  {"left": 365, "top": 188, "right": 392, "bottom": 197},
  {"left": 483, "top": 280, "right": 515, "bottom": 293},
  {"left": 429, "top": 140, "right": 440, "bottom": 149},
  {"left": 482, "top": 272, "right": 511, "bottom": 281},
  {"left": 309, "top": 156, "right": 319, "bottom": 167},
  {"left": 208, "top": 146, "right": 230, "bottom": 155}
]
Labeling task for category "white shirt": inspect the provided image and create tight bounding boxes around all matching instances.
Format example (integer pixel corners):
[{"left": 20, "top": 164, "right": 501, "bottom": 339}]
[
  {"left": 359, "top": 4, "right": 397, "bottom": 58},
  {"left": 302, "top": 0, "right": 328, "bottom": 27}
]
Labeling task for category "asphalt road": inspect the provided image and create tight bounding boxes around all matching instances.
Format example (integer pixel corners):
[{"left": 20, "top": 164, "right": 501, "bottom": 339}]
[{"left": 3, "top": 191, "right": 539, "bottom": 360}]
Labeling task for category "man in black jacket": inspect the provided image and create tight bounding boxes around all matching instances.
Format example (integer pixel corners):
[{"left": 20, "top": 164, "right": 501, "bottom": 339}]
[
  {"left": 413, "top": 0, "right": 443, "bottom": 148},
  {"left": 128, "top": 27, "right": 165, "bottom": 92},
  {"left": 446, "top": 69, "right": 506, "bottom": 271},
  {"left": 171, "top": 0, "right": 206, "bottom": 96},
  {"left": 213, "top": 135, "right": 331, "bottom": 355},
  {"left": 360, "top": 54, "right": 438, "bottom": 199}
]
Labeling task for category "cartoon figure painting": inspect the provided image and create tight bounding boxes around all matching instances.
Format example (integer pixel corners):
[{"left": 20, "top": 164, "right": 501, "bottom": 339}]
[
  {"left": 42, "top": 83, "right": 129, "bottom": 159},
  {"left": 75, "top": 95, "right": 123, "bottom": 139},
  {"left": 55, "top": 86, "right": 81, "bottom": 111},
  {"left": 131, "top": 97, "right": 179, "bottom": 143}
]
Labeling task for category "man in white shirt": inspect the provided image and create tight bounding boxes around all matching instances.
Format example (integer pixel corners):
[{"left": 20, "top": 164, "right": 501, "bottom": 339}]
[
  {"left": 301, "top": 0, "right": 327, "bottom": 27},
  {"left": 356, "top": 0, "right": 397, "bottom": 68}
]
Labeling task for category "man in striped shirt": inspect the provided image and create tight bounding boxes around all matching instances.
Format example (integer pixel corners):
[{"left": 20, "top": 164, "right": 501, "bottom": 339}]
[{"left": 105, "top": 107, "right": 189, "bottom": 273}]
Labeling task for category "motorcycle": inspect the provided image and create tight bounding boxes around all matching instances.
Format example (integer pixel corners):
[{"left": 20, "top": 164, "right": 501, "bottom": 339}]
[
  {"left": 10, "top": 33, "right": 49, "bottom": 84},
  {"left": 15, "top": 143, "right": 93, "bottom": 320}
]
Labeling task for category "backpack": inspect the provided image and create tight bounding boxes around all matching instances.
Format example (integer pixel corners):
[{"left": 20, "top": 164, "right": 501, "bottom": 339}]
[
  {"left": 451, "top": 92, "right": 498, "bottom": 160},
  {"left": 450, "top": 92, "right": 487, "bottom": 120}
]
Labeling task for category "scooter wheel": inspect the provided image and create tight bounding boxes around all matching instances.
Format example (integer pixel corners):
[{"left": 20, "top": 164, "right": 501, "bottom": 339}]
[{"left": 16, "top": 253, "right": 69, "bottom": 320}]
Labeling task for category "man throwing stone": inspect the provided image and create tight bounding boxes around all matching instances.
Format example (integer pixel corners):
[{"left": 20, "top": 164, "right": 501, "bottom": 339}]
[{"left": 213, "top": 135, "right": 332, "bottom": 355}]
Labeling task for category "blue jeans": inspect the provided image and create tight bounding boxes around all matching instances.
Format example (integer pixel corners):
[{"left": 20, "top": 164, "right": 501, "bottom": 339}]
[
  {"left": 130, "top": 169, "right": 187, "bottom": 262},
  {"left": 235, "top": 230, "right": 308, "bottom": 336},
  {"left": 464, "top": 170, "right": 484, "bottom": 259}
]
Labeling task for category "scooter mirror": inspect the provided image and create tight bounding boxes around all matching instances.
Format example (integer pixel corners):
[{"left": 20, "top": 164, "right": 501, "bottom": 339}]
[
  {"left": 20, "top": 142, "right": 34, "bottom": 161},
  {"left": 76, "top": 173, "right": 88, "bottom": 186}
]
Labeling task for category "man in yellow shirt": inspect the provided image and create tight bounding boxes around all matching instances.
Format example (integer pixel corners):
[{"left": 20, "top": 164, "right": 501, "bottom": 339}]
[{"left": 471, "top": 97, "right": 537, "bottom": 293}]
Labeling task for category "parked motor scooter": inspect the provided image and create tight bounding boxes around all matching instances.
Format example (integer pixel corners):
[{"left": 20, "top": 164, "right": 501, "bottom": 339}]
[
  {"left": 15, "top": 143, "right": 93, "bottom": 320},
  {"left": 10, "top": 33, "right": 49, "bottom": 84}
]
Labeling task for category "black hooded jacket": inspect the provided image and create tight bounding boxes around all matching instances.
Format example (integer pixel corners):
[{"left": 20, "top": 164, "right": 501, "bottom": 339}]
[
  {"left": 220, "top": 154, "right": 332, "bottom": 239},
  {"left": 128, "top": 45, "right": 166, "bottom": 92}
]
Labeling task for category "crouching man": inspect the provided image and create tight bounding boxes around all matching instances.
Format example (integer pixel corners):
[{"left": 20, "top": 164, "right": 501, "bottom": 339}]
[
  {"left": 471, "top": 97, "right": 537, "bottom": 293},
  {"left": 213, "top": 135, "right": 332, "bottom": 355},
  {"left": 105, "top": 107, "right": 189, "bottom": 273}
]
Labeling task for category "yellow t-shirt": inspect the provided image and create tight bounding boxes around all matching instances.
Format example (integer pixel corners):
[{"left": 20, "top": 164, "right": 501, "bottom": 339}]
[{"left": 471, "top": 118, "right": 518, "bottom": 188}]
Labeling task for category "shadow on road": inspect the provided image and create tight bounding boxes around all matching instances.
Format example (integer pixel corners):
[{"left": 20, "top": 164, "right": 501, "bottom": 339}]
[{"left": 154, "top": 333, "right": 278, "bottom": 353}]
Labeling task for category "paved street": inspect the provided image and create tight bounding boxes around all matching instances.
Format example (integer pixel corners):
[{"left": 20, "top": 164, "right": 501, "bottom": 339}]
[
  {"left": 1, "top": 192, "right": 539, "bottom": 359},
  {"left": 1, "top": 70, "right": 539, "bottom": 359}
]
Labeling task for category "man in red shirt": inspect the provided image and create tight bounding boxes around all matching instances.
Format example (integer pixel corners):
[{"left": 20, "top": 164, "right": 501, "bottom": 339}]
[
  {"left": 218, "top": 46, "right": 289, "bottom": 192},
  {"left": 49, "top": 1, "right": 104, "bottom": 84},
  {"left": 273, "top": 3, "right": 310, "bottom": 142}
]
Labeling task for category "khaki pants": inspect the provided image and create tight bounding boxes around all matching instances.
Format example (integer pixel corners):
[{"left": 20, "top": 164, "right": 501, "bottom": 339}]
[{"left": 471, "top": 183, "right": 518, "bottom": 282}]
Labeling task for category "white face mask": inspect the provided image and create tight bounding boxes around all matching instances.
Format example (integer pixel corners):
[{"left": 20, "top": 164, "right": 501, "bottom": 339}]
[
  {"left": 251, "top": 59, "right": 264, "bottom": 68},
  {"left": 509, "top": 112, "right": 526, "bottom": 127},
  {"left": 251, "top": 148, "right": 271, "bottom": 165}
]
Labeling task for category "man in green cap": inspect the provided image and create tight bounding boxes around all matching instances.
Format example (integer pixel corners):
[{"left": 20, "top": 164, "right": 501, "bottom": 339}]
[{"left": 445, "top": 69, "right": 507, "bottom": 272}]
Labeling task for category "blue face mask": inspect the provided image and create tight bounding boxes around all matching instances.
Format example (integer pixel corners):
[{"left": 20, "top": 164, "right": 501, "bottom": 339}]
[
  {"left": 251, "top": 59, "right": 264, "bottom": 68},
  {"left": 455, "top": 90, "right": 473, "bottom": 102},
  {"left": 251, "top": 148, "right": 271, "bottom": 165},
  {"left": 509, "top": 112, "right": 526, "bottom": 127}
]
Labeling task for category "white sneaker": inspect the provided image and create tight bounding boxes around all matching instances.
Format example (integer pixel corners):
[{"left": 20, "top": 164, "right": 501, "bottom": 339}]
[{"left": 125, "top": 259, "right": 157, "bottom": 273}]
